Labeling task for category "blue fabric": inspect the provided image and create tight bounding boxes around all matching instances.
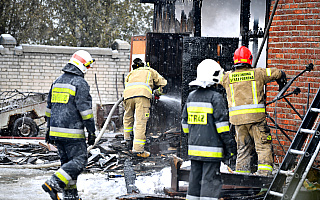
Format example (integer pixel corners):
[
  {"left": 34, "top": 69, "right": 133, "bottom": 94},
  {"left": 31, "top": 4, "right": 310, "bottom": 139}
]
[{"left": 56, "top": 140, "right": 88, "bottom": 180}]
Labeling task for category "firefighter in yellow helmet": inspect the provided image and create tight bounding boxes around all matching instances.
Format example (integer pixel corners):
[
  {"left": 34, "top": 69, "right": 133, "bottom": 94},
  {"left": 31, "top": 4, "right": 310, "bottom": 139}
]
[
  {"left": 122, "top": 58, "right": 167, "bottom": 158},
  {"left": 220, "top": 46, "right": 287, "bottom": 176}
]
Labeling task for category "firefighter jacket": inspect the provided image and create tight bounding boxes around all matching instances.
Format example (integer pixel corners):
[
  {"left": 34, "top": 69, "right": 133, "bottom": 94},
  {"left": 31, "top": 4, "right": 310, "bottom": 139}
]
[
  {"left": 123, "top": 67, "right": 167, "bottom": 100},
  {"left": 45, "top": 63, "right": 95, "bottom": 141},
  {"left": 181, "top": 86, "right": 235, "bottom": 162},
  {"left": 221, "top": 67, "right": 282, "bottom": 125}
]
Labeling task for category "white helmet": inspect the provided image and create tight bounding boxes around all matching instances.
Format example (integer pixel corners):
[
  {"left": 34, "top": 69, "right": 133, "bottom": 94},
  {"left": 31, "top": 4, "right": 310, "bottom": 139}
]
[
  {"left": 68, "top": 50, "right": 95, "bottom": 74},
  {"left": 189, "top": 59, "right": 223, "bottom": 88}
]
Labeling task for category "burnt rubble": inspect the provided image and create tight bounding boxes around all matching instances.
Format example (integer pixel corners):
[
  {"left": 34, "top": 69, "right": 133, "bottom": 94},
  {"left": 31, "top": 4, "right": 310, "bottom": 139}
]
[{"left": 0, "top": 131, "right": 180, "bottom": 174}]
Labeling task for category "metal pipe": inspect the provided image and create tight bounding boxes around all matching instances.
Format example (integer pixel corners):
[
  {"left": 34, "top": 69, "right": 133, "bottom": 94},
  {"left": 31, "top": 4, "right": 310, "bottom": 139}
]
[
  {"left": 284, "top": 97, "right": 303, "bottom": 120},
  {"left": 266, "top": 113, "right": 292, "bottom": 142},
  {"left": 274, "top": 63, "right": 313, "bottom": 101},
  {"left": 252, "top": 0, "right": 280, "bottom": 68},
  {"left": 95, "top": 73, "right": 103, "bottom": 107},
  {"left": 307, "top": 83, "right": 310, "bottom": 110},
  {"left": 266, "top": 87, "right": 300, "bottom": 106}
]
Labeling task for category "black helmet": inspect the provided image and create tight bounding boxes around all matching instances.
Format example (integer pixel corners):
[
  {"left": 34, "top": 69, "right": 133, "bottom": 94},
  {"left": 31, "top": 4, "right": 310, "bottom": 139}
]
[{"left": 132, "top": 58, "right": 144, "bottom": 70}]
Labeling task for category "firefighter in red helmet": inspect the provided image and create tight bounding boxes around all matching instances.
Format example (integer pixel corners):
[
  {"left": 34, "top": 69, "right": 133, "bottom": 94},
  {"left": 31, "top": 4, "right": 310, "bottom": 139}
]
[{"left": 221, "top": 46, "right": 287, "bottom": 176}]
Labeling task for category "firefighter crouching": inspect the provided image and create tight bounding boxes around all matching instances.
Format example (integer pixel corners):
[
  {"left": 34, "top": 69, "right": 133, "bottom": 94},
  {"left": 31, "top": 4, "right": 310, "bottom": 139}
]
[
  {"left": 43, "top": 50, "right": 96, "bottom": 200},
  {"left": 122, "top": 58, "right": 167, "bottom": 158},
  {"left": 182, "top": 59, "right": 236, "bottom": 200},
  {"left": 220, "top": 46, "right": 287, "bottom": 176}
]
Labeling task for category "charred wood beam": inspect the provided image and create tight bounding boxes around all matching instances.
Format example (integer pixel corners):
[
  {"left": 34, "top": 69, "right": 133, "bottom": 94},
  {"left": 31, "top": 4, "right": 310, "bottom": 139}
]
[
  {"left": 170, "top": 157, "right": 273, "bottom": 191},
  {"left": 193, "top": 0, "right": 202, "bottom": 37},
  {"left": 174, "top": 167, "right": 273, "bottom": 189},
  {"left": 240, "top": 0, "right": 251, "bottom": 47}
]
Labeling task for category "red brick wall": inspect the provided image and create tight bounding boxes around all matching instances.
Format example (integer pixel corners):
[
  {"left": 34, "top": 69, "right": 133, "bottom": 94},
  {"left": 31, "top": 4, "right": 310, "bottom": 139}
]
[{"left": 267, "top": 0, "right": 320, "bottom": 163}]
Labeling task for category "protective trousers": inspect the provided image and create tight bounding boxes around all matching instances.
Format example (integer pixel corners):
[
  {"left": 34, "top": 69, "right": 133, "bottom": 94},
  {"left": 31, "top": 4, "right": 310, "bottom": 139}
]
[
  {"left": 235, "top": 119, "right": 273, "bottom": 175},
  {"left": 123, "top": 96, "right": 150, "bottom": 152},
  {"left": 53, "top": 140, "right": 88, "bottom": 190},
  {"left": 186, "top": 160, "right": 221, "bottom": 200}
]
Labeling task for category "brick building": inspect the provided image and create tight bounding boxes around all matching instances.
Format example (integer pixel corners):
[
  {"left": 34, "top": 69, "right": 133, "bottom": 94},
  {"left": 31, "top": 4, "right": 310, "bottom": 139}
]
[{"left": 266, "top": 0, "right": 320, "bottom": 163}]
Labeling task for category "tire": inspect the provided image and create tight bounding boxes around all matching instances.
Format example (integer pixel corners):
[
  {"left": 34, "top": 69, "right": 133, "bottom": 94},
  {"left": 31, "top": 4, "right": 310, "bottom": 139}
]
[
  {"left": 106, "top": 120, "right": 117, "bottom": 133},
  {"left": 12, "top": 117, "right": 39, "bottom": 137}
]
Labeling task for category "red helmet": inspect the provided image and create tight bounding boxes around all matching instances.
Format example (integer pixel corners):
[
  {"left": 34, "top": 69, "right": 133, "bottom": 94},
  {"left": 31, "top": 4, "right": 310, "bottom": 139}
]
[{"left": 233, "top": 46, "right": 253, "bottom": 66}]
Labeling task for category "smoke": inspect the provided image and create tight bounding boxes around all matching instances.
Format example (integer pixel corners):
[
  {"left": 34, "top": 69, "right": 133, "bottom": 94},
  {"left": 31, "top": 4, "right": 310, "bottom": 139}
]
[
  {"left": 201, "top": 0, "right": 267, "bottom": 68},
  {"left": 201, "top": 0, "right": 241, "bottom": 37}
]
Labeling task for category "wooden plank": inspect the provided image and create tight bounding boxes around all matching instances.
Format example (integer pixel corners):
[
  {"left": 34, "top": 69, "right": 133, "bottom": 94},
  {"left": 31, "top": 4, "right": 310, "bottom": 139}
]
[{"left": 178, "top": 168, "right": 273, "bottom": 188}]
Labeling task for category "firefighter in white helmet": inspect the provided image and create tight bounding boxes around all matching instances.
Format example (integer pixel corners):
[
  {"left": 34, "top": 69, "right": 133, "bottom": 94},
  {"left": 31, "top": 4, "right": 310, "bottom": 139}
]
[
  {"left": 122, "top": 58, "right": 167, "bottom": 158},
  {"left": 182, "top": 59, "right": 236, "bottom": 199},
  {"left": 43, "top": 50, "right": 96, "bottom": 200},
  {"left": 221, "top": 46, "right": 287, "bottom": 176}
]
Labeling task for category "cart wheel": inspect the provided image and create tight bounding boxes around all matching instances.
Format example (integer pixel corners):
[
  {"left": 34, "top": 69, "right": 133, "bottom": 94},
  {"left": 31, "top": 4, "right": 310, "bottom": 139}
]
[
  {"left": 109, "top": 120, "right": 117, "bottom": 132},
  {"left": 12, "top": 117, "right": 39, "bottom": 137}
]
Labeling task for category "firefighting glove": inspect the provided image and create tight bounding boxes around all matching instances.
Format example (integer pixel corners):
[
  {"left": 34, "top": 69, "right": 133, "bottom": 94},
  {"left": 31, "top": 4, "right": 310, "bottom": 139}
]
[
  {"left": 220, "top": 132, "right": 237, "bottom": 164},
  {"left": 152, "top": 89, "right": 161, "bottom": 99},
  {"left": 223, "top": 153, "right": 236, "bottom": 171},
  {"left": 88, "top": 132, "right": 96, "bottom": 146},
  {"left": 276, "top": 71, "right": 287, "bottom": 91},
  {"left": 45, "top": 129, "right": 54, "bottom": 145}
]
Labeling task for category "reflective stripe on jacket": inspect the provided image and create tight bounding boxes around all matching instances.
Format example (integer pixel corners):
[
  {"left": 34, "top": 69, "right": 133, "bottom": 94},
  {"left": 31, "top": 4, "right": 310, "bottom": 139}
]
[
  {"left": 181, "top": 86, "right": 230, "bottom": 162},
  {"left": 46, "top": 63, "right": 95, "bottom": 140},
  {"left": 123, "top": 67, "right": 167, "bottom": 100},
  {"left": 221, "top": 67, "right": 282, "bottom": 125}
]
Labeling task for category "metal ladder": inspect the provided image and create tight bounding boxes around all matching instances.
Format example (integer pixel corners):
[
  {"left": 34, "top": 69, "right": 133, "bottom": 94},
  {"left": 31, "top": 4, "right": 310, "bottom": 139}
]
[{"left": 264, "top": 87, "right": 320, "bottom": 200}]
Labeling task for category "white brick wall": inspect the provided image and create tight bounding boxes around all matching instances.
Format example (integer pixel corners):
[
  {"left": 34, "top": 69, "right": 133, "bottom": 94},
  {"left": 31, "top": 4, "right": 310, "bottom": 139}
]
[{"left": 0, "top": 41, "right": 131, "bottom": 118}]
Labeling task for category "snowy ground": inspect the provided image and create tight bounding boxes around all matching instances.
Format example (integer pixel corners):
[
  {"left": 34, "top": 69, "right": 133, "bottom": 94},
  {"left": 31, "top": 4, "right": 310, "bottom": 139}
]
[
  {"left": 0, "top": 166, "right": 175, "bottom": 200},
  {"left": 0, "top": 137, "right": 180, "bottom": 200},
  {"left": 0, "top": 137, "right": 230, "bottom": 200},
  {"left": 0, "top": 161, "right": 232, "bottom": 200}
]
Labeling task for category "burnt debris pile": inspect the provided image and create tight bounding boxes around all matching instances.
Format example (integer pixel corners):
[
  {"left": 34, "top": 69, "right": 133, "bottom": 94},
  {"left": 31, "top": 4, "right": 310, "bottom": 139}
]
[{"left": 0, "top": 131, "right": 181, "bottom": 174}]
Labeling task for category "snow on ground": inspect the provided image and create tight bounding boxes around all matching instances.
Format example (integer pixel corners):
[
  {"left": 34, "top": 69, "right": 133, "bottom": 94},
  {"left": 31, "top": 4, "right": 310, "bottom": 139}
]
[
  {"left": 0, "top": 166, "right": 173, "bottom": 200},
  {"left": 0, "top": 139, "right": 230, "bottom": 200}
]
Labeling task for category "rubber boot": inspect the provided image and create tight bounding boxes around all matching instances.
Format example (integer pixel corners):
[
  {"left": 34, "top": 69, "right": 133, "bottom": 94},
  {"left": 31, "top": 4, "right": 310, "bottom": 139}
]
[
  {"left": 63, "top": 189, "right": 81, "bottom": 200},
  {"left": 254, "top": 170, "right": 272, "bottom": 177},
  {"left": 42, "top": 175, "right": 64, "bottom": 200},
  {"left": 121, "top": 139, "right": 133, "bottom": 151}
]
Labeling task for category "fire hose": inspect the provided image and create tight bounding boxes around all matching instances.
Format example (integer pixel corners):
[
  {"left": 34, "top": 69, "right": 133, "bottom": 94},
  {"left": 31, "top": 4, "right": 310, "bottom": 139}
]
[
  {"left": 0, "top": 97, "right": 124, "bottom": 169},
  {"left": 88, "top": 97, "right": 124, "bottom": 152}
]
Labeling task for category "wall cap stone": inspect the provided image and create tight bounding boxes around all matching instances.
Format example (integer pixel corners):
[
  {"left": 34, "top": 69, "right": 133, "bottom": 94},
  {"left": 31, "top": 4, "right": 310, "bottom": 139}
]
[
  {"left": 111, "top": 39, "right": 130, "bottom": 50},
  {"left": 0, "top": 34, "right": 17, "bottom": 48},
  {"left": 0, "top": 35, "right": 129, "bottom": 57},
  {"left": 21, "top": 44, "right": 114, "bottom": 56}
]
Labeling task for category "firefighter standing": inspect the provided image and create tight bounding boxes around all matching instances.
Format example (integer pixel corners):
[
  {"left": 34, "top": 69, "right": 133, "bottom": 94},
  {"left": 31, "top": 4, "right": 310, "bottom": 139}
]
[
  {"left": 182, "top": 59, "right": 236, "bottom": 200},
  {"left": 221, "top": 46, "right": 287, "bottom": 176},
  {"left": 42, "top": 50, "right": 96, "bottom": 200},
  {"left": 122, "top": 58, "right": 167, "bottom": 158}
]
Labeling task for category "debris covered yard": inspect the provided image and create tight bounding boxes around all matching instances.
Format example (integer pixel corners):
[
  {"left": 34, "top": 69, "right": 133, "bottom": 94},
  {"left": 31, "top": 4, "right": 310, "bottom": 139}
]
[{"left": 0, "top": 132, "right": 184, "bottom": 200}]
